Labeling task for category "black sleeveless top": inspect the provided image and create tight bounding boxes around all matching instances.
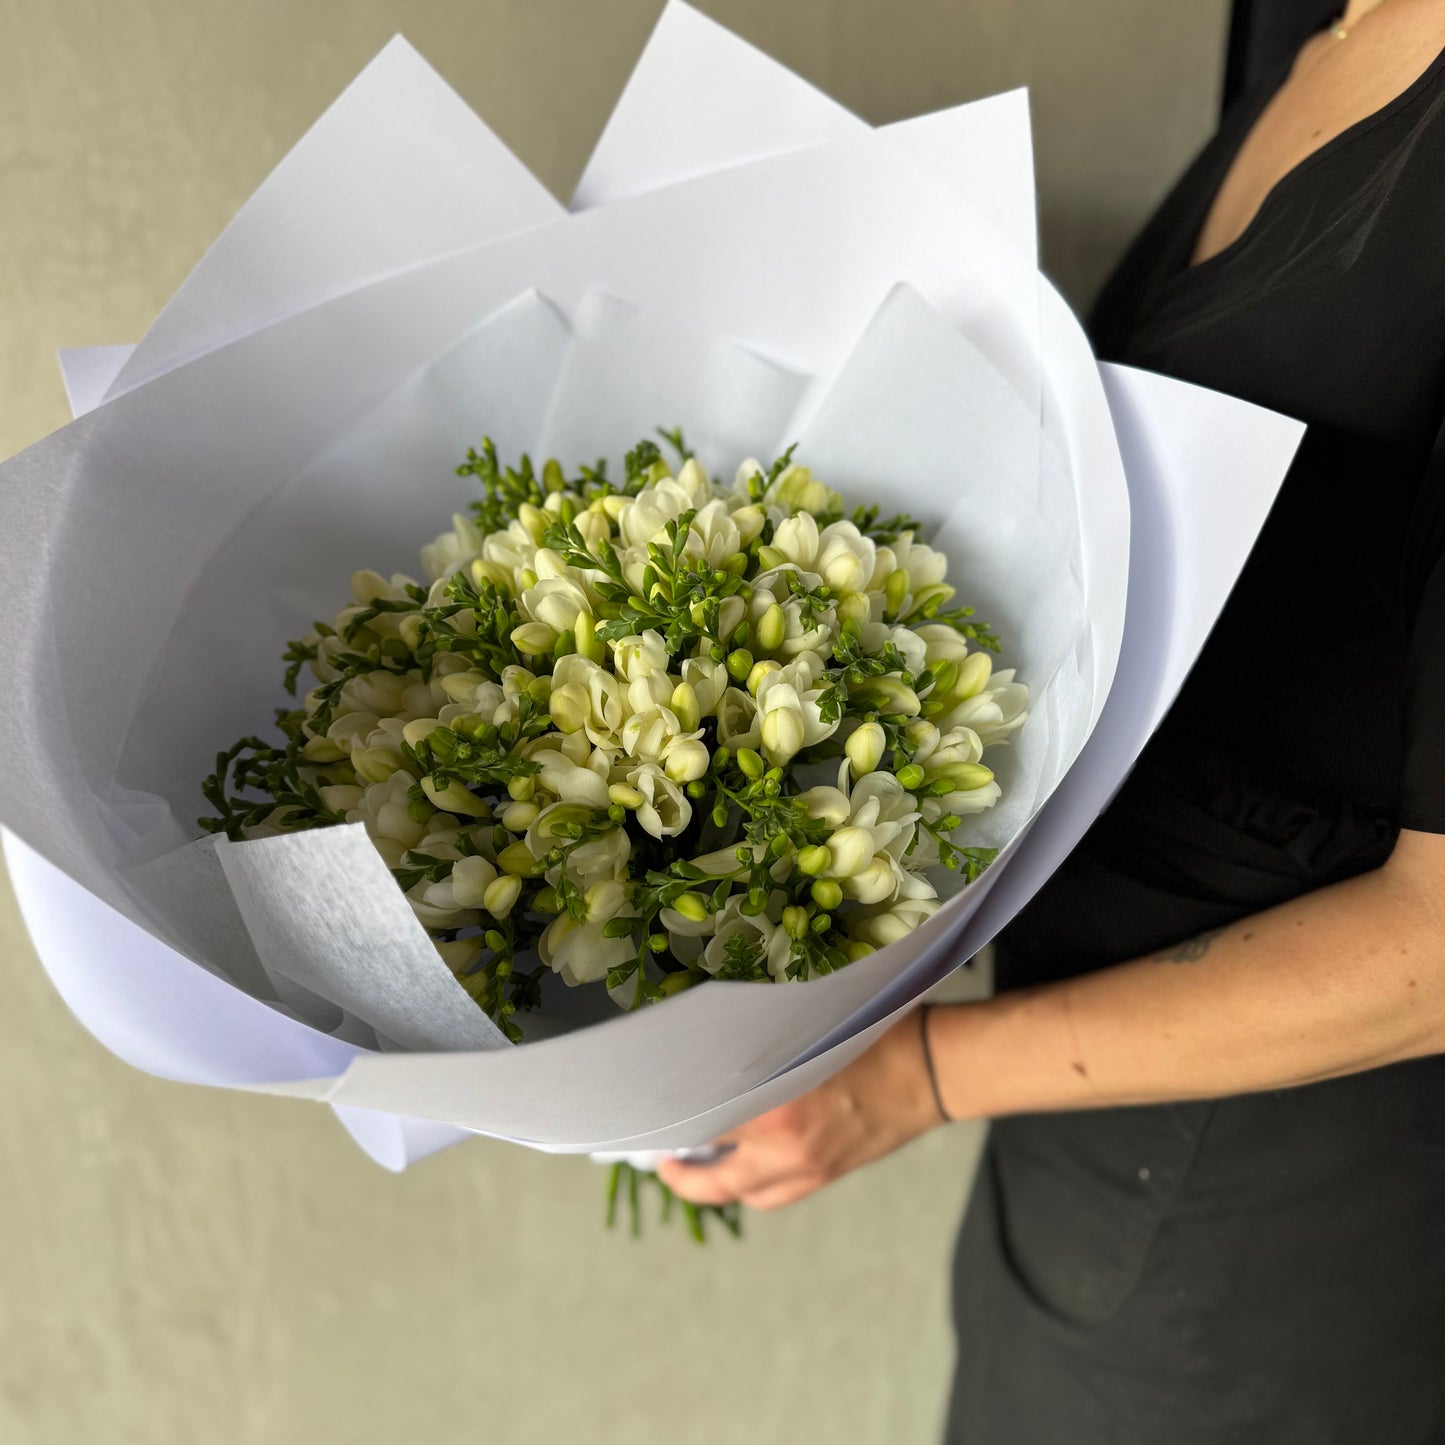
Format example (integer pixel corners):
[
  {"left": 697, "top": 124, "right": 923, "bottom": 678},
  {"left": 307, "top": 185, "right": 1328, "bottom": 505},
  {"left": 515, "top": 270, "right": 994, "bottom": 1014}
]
[{"left": 998, "top": 42, "right": 1445, "bottom": 986}]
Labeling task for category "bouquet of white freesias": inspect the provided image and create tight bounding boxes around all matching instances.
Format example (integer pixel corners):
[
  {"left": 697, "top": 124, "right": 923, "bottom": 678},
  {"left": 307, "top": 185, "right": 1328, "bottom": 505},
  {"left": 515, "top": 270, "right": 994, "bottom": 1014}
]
[
  {"left": 0, "top": 4, "right": 1304, "bottom": 1175},
  {"left": 200, "top": 431, "right": 1027, "bottom": 1044}
]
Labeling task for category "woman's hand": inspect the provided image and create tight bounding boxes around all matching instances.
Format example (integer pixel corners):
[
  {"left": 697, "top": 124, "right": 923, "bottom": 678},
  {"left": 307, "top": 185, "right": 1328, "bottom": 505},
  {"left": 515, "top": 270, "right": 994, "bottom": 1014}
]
[{"left": 656, "top": 1009, "right": 950, "bottom": 1212}]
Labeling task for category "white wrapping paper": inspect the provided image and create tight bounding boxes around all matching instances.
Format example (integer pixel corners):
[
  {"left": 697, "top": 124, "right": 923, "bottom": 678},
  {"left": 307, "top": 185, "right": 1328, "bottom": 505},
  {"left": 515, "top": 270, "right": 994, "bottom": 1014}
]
[{"left": 0, "top": 3, "right": 1306, "bottom": 1165}]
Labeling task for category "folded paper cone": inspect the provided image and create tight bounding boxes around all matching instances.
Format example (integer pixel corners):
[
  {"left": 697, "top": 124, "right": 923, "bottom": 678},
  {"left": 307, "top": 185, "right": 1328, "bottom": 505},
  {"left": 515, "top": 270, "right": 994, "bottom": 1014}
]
[{"left": 0, "top": 6, "right": 1302, "bottom": 1163}]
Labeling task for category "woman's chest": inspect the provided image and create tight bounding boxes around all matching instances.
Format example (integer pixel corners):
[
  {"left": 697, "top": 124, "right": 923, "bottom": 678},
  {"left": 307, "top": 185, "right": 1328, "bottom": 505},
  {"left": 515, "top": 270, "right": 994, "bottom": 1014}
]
[{"left": 1194, "top": 25, "right": 1445, "bottom": 266}]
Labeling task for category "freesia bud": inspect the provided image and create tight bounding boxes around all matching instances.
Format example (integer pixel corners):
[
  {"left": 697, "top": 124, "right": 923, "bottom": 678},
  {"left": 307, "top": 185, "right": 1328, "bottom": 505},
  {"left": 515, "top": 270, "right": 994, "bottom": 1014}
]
[
  {"left": 420, "top": 777, "right": 491, "bottom": 817},
  {"left": 837, "top": 592, "right": 871, "bottom": 628},
  {"left": 517, "top": 503, "right": 548, "bottom": 543},
  {"left": 760, "top": 707, "right": 805, "bottom": 764},
  {"left": 783, "top": 905, "right": 810, "bottom": 941},
  {"left": 318, "top": 784, "right": 365, "bottom": 815},
  {"left": 402, "top": 717, "right": 442, "bottom": 749},
  {"left": 810, "top": 879, "right": 844, "bottom": 911},
  {"left": 608, "top": 783, "right": 645, "bottom": 809},
  {"left": 737, "top": 748, "right": 765, "bottom": 781},
  {"left": 756, "top": 603, "right": 786, "bottom": 654},
  {"left": 912, "top": 583, "right": 956, "bottom": 617},
  {"left": 796, "top": 845, "right": 833, "bottom": 877},
  {"left": 450, "top": 854, "right": 499, "bottom": 907},
  {"left": 884, "top": 568, "right": 910, "bottom": 617},
  {"left": 669, "top": 681, "right": 701, "bottom": 732},
  {"left": 350, "top": 569, "right": 390, "bottom": 604},
  {"left": 726, "top": 648, "right": 755, "bottom": 682},
  {"left": 825, "top": 826, "right": 874, "bottom": 879},
  {"left": 896, "top": 763, "right": 926, "bottom": 791},
  {"left": 549, "top": 682, "right": 590, "bottom": 735},
  {"left": 732, "top": 505, "right": 766, "bottom": 546},
  {"left": 953, "top": 651, "right": 993, "bottom": 700},
  {"left": 575, "top": 611, "right": 605, "bottom": 664},
  {"left": 500, "top": 801, "right": 539, "bottom": 832},
  {"left": 843, "top": 857, "right": 896, "bottom": 905},
  {"left": 352, "top": 747, "right": 403, "bottom": 784},
  {"left": 511, "top": 622, "right": 557, "bottom": 657},
  {"left": 672, "top": 891, "right": 710, "bottom": 924},
  {"left": 936, "top": 762, "right": 996, "bottom": 791},
  {"left": 664, "top": 740, "right": 710, "bottom": 784},
  {"left": 845, "top": 721, "right": 886, "bottom": 778},
  {"left": 747, "top": 660, "right": 781, "bottom": 695},
  {"left": 301, "top": 735, "right": 347, "bottom": 763},
  {"left": 497, "top": 841, "right": 545, "bottom": 877},
  {"left": 584, "top": 880, "right": 628, "bottom": 924},
  {"left": 483, "top": 874, "right": 523, "bottom": 919}
]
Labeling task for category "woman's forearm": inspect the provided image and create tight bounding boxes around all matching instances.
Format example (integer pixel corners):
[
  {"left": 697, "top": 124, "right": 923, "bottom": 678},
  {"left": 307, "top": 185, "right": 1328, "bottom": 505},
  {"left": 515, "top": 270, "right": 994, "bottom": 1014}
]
[{"left": 931, "top": 833, "right": 1445, "bottom": 1120}]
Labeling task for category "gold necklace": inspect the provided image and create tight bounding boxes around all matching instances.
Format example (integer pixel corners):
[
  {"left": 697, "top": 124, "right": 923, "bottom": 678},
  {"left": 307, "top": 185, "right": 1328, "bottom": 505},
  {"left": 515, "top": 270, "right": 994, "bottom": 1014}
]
[{"left": 1330, "top": 0, "right": 1390, "bottom": 38}]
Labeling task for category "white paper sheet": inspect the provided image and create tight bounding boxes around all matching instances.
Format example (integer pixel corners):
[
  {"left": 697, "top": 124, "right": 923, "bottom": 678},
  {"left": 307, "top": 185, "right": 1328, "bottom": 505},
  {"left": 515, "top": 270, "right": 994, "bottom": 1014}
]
[{"left": 102, "top": 37, "right": 563, "bottom": 403}]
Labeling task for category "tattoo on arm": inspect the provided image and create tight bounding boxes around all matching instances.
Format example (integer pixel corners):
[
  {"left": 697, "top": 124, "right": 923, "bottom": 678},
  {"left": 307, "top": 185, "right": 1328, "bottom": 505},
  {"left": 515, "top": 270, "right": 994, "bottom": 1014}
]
[{"left": 1153, "top": 928, "right": 1225, "bottom": 964}]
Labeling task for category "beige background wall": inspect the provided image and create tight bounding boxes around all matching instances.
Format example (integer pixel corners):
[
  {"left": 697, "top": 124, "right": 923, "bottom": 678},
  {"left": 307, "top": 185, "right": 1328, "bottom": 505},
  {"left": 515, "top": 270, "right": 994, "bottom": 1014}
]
[{"left": 0, "top": 3, "right": 1228, "bottom": 1441}]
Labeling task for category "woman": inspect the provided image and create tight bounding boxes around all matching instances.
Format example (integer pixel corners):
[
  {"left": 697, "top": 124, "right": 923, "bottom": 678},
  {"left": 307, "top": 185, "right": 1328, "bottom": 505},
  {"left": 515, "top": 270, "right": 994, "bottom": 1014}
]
[{"left": 659, "top": 2, "right": 1445, "bottom": 1438}]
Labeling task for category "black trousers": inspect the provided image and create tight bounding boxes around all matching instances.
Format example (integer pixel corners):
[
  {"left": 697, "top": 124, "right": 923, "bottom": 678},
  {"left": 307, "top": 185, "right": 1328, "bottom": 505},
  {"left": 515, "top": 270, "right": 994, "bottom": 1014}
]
[{"left": 944, "top": 1057, "right": 1445, "bottom": 1443}]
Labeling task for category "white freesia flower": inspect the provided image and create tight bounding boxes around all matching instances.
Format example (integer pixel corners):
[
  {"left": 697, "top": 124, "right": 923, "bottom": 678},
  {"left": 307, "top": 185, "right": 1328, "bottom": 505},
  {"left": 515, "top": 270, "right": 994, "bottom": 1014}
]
[
  {"left": 770, "top": 515, "right": 877, "bottom": 595},
  {"left": 622, "top": 704, "right": 702, "bottom": 769},
  {"left": 549, "top": 654, "right": 624, "bottom": 748},
  {"left": 682, "top": 498, "right": 743, "bottom": 568},
  {"left": 753, "top": 656, "right": 839, "bottom": 765},
  {"left": 747, "top": 572, "right": 834, "bottom": 659},
  {"left": 702, "top": 898, "right": 794, "bottom": 982},
  {"left": 762, "top": 462, "right": 838, "bottom": 517},
  {"left": 716, "top": 687, "right": 761, "bottom": 750},
  {"left": 625, "top": 762, "right": 692, "bottom": 838},
  {"left": 348, "top": 770, "right": 427, "bottom": 852},
  {"left": 913, "top": 622, "right": 973, "bottom": 667},
  {"left": 521, "top": 574, "right": 592, "bottom": 635},
  {"left": 421, "top": 513, "right": 486, "bottom": 582},
  {"left": 859, "top": 622, "right": 928, "bottom": 676},
  {"left": 937, "top": 668, "right": 1030, "bottom": 747},
  {"left": 848, "top": 870, "right": 941, "bottom": 948},
  {"left": 540, "top": 916, "right": 635, "bottom": 987},
  {"left": 613, "top": 630, "right": 670, "bottom": 685},
  {"left": 481, "top": 516, "right": 539, "bottom": 584},
  {"left": 617, "top": 464, "right": 710, "bottom": 548}
]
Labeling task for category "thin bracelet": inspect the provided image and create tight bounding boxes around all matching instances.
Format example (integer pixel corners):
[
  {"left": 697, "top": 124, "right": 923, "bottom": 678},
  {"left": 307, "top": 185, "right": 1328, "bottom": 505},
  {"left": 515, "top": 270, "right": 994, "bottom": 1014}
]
[{"left": 919, "top": 1005, "right": 952, "bottom": 1124}]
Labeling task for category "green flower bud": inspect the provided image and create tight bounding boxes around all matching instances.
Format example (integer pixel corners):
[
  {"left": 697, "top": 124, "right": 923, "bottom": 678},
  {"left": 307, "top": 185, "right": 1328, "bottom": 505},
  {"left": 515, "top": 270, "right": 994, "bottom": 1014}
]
[
  {"left": 884, "top": 568, "right": 910, "bottom": 617},
  {"left": 670, "top": 681, "right": 701, "bottom": 732},
  {"left": 810, "top": 879, "right": 844, "bottom": 911},
  {"left": 782, "top": 905, "right": 810, "bottom": 940},
  {"left": 845, "top": 721, "right": 886, "bottom": 778},
  {"left": 507, "top": 774, "right": 535, "bottom": 802},
  {"left": 726, "top": 648, "right": 755, "bottom": 682},
  {"left": 954, "top": 651, "right": 993, "bottom": 701},
  {"left": 747, "top": 659, "right": 781, "bottom": 695},
  {"left": 754, "top": 603, "right": 786, "bottom": 654},
  {"left": 796, "top": 845, "right": 833, "bottom": 877},
  {"left": 497, "top": 841, "right": 544, "bottom": 877},
  {"left": 736, "top": 747, "right": 765, "bottom": 780},
  {"left": 482, "top": 875, "right": 522, "bottom": 919},
  {"left": 672, "top": 892, "right": 710, "bottom": 924},
  {"left": 896, "top": 763, "right": 926, "bottom": 791}
]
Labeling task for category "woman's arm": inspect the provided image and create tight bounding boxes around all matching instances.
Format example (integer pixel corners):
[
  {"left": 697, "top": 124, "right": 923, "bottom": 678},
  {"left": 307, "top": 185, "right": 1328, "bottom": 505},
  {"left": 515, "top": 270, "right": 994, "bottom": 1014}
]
[{"left": 657, "top": 829, "right": 1445, "bottom": 1212}]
